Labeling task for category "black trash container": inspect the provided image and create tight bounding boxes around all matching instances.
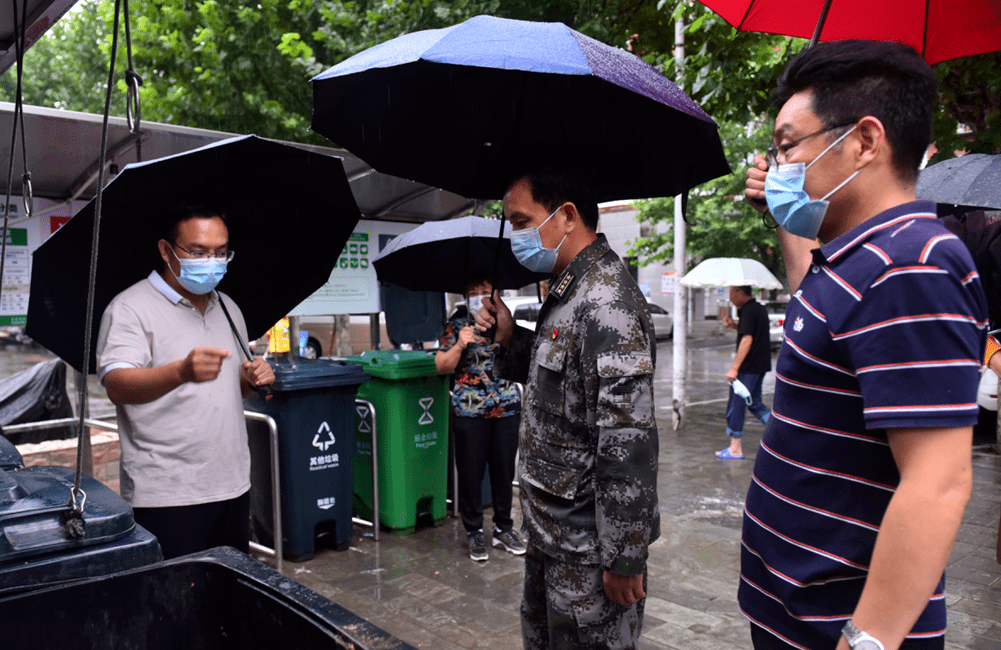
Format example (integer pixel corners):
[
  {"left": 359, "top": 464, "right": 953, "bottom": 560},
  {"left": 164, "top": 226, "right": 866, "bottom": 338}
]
[
  {"left": 0, "top": 546, "right": 417, "bottom": 650},
  {"left": 0, "top": 465, "right": 161, "bottom": 595},
  {"left": 247, "top": 357, "right": 370, "bottom": 561}
]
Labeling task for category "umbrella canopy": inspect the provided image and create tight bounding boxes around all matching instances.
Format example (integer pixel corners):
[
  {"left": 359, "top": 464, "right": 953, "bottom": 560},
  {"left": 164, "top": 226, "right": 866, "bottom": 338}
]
[
  {"left": 373, "top": 216, "right": 548, "bottom": 294},
  {"left": 26, "top": 135, "right": 361, "bottom": 374},
  {"left": 679, "top": 257, "right": 783, "bottom": 289},
  {"left": 695, "top": 0, "right": 1001, "bottom": 64},
  {"left": 311, "top": 14, "right": 730, "bottom": 202},
  {"left": 917, "top": 153, "right": 1001, "bottom": 211}
]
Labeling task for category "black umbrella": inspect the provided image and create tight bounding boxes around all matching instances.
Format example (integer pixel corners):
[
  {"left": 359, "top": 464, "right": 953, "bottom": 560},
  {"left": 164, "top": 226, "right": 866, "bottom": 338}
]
[
  {"left": 917, "top": 153, "right": 1001, "bottom": 211},
  {"left": 373, "top": 216, "right": 548, "bottom": 294},
  {"left": 310, "top": 15, "right": 730, "bottom": 202},
  {"left": 26, "top": 135, "right": 361, "bottom": 374}
]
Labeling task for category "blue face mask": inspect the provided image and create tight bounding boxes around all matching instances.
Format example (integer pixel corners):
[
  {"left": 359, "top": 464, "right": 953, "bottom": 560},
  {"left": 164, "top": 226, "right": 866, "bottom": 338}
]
[
  {"left": 765, "top": 125, "right": 859, "bottom": 240},
  {"left": 169, "top": 247, "right": 229, "bottom": 295},
  {"left": 510, "top": 206, "right": 568, "bottom": 274}
]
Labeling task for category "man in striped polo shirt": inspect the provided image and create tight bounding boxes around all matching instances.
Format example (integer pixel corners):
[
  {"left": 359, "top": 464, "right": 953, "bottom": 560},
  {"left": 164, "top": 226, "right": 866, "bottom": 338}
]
[{"left": 742, "top": 41, "right": 987, "bottom": 650}]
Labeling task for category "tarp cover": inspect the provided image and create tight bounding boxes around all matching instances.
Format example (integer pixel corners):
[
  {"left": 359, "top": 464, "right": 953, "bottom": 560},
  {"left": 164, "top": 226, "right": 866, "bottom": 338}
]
[{"left": 0, "top": 359, "right": 73, "bottom": 444}]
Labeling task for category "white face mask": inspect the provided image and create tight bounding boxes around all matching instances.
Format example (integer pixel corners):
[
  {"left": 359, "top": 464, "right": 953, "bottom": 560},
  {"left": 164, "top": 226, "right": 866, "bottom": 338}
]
[{"left": 467, "top": 294, "right": 485, "bottom": 318}]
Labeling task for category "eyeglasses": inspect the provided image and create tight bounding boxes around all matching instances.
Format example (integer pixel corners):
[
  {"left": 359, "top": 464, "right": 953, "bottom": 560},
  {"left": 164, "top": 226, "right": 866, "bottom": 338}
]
[
  {"left": 765, "top": 120, "right": 858, "bottom": 169},
  {"left": 172, "top": 243, "right": 235, "bottom": 262}
]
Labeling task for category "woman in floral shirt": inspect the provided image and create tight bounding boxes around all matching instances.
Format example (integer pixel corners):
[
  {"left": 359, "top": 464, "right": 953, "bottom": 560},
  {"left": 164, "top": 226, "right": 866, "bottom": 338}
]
[{"left": 436, "top": 279, "right": 524, "bottom": 562}]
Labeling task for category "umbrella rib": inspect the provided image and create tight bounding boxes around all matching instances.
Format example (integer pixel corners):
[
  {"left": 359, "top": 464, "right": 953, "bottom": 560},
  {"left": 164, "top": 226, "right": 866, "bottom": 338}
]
[
  {"left": 735, "top": 0, "right": 756, "bottom": 32},
  {"left": 809, "top": 0, "right": 836, "bottom": 46},
  {"left": 921, "top": 0, "right": 931, "bottom": 59}
]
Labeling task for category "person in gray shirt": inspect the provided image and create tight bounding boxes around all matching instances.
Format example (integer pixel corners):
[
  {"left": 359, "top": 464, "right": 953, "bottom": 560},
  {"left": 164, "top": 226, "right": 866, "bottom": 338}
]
[{"left": 97, "top": 204, "right": 274, "bottom": 559}]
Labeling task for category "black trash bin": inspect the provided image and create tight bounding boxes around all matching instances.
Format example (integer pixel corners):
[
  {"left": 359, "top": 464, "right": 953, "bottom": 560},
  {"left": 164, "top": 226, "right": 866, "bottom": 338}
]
[
  {"left": 0, "top": 546, "right": 418, "bottom": 650},
  {"left": 247, "top": 357, "right": 370, "bottom": 561},
  {"left": 0, "top": 465, "right": 161, "bottom": 595}
]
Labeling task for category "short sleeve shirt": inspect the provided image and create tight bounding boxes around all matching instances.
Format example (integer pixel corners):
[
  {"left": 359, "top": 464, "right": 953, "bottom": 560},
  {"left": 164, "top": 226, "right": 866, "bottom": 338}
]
[
  {"left": 739, "top": 202, "right": 987, "bottom": 648},
  {"left": 96, "top": 272, "right": 250, "bottom": 508},
  {"left": 438, "top": 315, "right": 520, "bottom": 418},
  {"left": 736, "top": 298, "right": 771, "bottom": 374}
]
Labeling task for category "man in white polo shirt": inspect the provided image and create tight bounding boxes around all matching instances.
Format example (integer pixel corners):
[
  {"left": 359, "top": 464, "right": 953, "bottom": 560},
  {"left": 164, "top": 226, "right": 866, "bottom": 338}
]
[{"left": 97, "top": 204, "right": 274, "bottom": 560}]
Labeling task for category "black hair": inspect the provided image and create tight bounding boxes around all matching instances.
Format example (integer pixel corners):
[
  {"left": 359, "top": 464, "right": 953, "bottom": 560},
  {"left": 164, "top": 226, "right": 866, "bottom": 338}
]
[
  {"left": 774, "top": 40, "right": 936, "bottom": 184},
  {"left": 514, "top": 166, "right": 600, "bottom": 231},
  {"left": 736, "top": 285, "right": 753, "bottom": 297},
  {"left": 465, "top": 275, "right": 493, "bottom": 294},
  {"left": 159, "top": 203, "right": 228, "bottom": 243}
]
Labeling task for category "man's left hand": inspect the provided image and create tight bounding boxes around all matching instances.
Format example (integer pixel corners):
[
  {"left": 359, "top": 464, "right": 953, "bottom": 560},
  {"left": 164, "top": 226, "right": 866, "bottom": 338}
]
[
  {"left": 242, "top": 357, "right": 275, "bottom": 387},
  {"left": 603, "top": 571, "right": 645, "bottom": 607},
  {"left": 726, "top": 368, "right": 738, "bottom": 383}
]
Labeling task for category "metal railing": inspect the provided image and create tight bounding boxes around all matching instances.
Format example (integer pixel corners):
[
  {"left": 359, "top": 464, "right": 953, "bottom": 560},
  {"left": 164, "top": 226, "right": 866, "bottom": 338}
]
[
  {"left": 243, "top": 411, "right": 282, "bottom": 574},
  {"left": 4, "top": 411, "right": 285, "bottom": 574}
]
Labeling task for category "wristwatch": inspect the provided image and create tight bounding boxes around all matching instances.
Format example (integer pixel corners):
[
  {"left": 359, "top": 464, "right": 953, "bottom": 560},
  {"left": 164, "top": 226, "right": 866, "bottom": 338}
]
[{"left": 842, "top": 621, "right": 885, "bottom": 650}]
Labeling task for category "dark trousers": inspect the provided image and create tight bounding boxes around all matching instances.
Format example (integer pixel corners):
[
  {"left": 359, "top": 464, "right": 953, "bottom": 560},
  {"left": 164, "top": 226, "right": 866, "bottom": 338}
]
[
  {"left": 522, "top": 545, "right": 645, "bottom": 650},
  {"left": 133, "top": 491, "right": 250, "bottom": 560},
  {"left": 452, "top": 414, "right": 520, "bottom": 533}
]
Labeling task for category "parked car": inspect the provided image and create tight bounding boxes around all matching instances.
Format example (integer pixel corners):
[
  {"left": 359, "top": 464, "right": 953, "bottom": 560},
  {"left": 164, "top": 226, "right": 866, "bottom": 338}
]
[
  {"left": 646, "top": 302, "right": 673, "bottom": 340},
  {"left": 511, "top": 299, "right": 543, "bottom": 331},
  {"left": 510, "top": 297, "right": 673, "bottom": 340},
  {"left": 762, "top": 300, "right": 789, "bottom": 348}
]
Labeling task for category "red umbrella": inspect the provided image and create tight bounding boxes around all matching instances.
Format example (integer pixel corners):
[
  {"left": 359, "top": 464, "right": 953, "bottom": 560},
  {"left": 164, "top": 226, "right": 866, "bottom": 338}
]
[{"left": 696, "top": 0, "right": 1001, "bottom": 64}]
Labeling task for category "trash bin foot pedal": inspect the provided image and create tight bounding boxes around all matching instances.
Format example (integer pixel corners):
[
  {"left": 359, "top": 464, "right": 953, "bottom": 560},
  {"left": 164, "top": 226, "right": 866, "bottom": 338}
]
[{"left": 284, "top": 550, "right": 316, "bottom": 563}]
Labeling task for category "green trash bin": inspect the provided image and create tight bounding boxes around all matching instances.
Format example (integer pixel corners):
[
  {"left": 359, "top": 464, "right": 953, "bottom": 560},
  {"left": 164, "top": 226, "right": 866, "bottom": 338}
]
[{"left": 350, "top": 350, "right": 450, "bottom": 535}]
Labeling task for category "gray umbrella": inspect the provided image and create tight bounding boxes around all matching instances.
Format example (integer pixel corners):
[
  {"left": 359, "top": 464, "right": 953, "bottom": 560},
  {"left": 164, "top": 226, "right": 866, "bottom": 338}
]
[{"left": 916, "top": 153, "right": 1001, "bottom": 211}]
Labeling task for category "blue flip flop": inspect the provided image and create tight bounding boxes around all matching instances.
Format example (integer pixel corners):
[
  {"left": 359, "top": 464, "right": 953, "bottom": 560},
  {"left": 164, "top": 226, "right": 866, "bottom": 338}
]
[{"left": 715, "top": 448, "right": 745, "bottom": 459}]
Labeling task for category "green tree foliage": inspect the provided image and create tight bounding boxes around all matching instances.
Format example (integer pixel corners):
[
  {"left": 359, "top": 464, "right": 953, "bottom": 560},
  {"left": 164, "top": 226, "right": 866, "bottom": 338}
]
[
  {"left": 628, "top": 118, "right": 784, "bottom": 279},
  {"left": 123, "top": 0, "right": 331, "bottom": 142},
  {"left": 625, "top": 2, "right": 999, "bottom": 283},
  {"left": 933, "top": 52, "right": 1001, "bottom": 160},
  {"left": 0, "top": 2, "right": 118, "bottom": 112}
]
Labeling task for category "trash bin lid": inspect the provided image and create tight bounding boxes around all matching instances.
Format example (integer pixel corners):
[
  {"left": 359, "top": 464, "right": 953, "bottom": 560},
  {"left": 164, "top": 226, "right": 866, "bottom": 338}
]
[
  {"left": 0, "top": 434, "right": 22, "bottom": 470},
  {"left": 349, "top": 350, "right": 440, "bottom": 380},
  {"left": 268, "top": 358, "right": 371, "bottom": 391},
  {"left": 0, "top": 466, "right": 135, "bottom": 563}
]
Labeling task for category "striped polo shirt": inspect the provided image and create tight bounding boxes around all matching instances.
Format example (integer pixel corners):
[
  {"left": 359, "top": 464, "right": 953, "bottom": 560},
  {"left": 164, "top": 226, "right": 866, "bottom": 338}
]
[{"left": 738, "top": 201, "right": 988, "bottom": 649}]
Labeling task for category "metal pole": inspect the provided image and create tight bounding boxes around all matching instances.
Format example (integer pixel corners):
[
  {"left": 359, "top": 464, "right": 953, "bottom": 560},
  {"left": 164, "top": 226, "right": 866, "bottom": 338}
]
[{"left": 671, "top": 18, "right": 687, "bottom": 430}]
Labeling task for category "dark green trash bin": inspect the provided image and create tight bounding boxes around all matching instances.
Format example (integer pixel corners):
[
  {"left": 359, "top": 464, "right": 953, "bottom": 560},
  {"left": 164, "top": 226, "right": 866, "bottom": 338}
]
[
  {"left": 351, "top": 350, "right": 450, "bottom": 534},
  {"left": 247, "top": 358, "right": 369, "bottom": 561}
]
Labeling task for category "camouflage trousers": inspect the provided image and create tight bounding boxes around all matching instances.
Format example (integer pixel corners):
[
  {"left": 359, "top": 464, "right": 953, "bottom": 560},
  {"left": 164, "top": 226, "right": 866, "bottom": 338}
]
[{"left": 521, "top": 544, "right": 646, "bottom": 650}]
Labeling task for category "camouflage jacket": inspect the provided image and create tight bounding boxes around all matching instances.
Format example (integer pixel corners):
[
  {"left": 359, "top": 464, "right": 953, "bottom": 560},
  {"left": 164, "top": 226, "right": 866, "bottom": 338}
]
[{"left": 498, "top": 235, "right": 660, "bottom": 575}]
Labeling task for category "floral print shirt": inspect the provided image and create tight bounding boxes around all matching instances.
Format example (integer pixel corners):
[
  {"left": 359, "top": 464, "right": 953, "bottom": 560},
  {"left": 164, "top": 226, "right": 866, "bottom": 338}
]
[{"left": 439, "top": 314, "right": 521, "bottom": 419}]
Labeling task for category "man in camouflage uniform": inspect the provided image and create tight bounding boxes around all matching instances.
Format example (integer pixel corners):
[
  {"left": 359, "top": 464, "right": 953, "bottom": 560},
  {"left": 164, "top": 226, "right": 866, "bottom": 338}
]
[{"left": 477, "top": 167, "right": 660, "bottom": 650}]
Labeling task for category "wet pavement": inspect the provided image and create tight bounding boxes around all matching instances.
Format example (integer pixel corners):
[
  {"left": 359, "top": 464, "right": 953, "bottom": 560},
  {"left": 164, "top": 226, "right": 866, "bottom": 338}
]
[
  {"left": 3, "top": 322, "right": 999, "bottom": 649},
  {"left": 259, "top": 323, "right": 1001, "bottom": 650}
]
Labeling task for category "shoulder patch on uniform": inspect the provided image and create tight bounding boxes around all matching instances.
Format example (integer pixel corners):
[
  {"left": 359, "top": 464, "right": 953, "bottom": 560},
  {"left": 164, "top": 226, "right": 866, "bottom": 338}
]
[{"left": 553, "top": 271, "right": 575, "bottom": 299}]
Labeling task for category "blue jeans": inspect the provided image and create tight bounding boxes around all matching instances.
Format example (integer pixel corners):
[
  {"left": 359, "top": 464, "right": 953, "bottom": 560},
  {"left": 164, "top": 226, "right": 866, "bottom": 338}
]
[{"left": 726, "top": 372, "right": 770, "bottom": 438}]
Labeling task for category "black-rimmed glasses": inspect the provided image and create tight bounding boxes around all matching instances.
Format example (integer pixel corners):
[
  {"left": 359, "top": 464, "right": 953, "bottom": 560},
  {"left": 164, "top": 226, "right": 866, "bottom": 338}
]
[
  {"left": 172, "top": 243, "right": 235, "bottom": 262},
  {"left": 765, "top": 120, "right": 858, "bottom": 169}
]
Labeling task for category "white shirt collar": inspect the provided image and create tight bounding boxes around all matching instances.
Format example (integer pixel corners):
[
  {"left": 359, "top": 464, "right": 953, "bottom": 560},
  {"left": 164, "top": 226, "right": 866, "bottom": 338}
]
[{"left": 146, "top": 270, "right": 216, "bottom": 307}]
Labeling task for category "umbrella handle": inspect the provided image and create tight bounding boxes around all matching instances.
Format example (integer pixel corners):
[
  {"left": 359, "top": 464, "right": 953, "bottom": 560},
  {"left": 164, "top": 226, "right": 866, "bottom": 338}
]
[{"left": 218, "top": 296, "right": 273, "bottom": 401}]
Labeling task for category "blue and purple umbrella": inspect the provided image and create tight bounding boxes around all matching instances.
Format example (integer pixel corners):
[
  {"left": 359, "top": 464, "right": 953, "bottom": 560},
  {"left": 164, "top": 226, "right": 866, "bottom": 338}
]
[{"left": 311, "top": 15, "right": 730, "bottom": 202}]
